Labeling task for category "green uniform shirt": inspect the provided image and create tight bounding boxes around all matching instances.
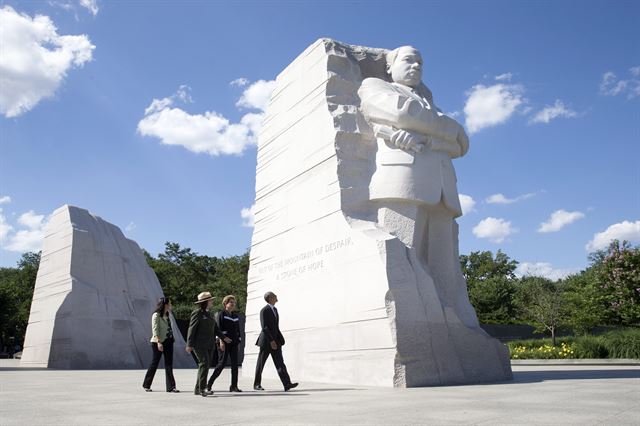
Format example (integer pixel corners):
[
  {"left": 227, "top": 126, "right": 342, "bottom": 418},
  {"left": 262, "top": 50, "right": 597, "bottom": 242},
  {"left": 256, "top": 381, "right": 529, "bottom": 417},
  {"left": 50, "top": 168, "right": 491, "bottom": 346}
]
[{"left": 186, "top": 308, "right": 217, "bottom": 349}]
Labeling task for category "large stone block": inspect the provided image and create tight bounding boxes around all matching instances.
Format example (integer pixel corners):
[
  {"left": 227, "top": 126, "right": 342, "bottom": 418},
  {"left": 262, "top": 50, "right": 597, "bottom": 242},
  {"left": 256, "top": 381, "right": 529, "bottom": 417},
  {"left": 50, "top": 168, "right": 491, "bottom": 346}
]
[
  {"left": 21, "top": 205, "right": 191, "bottom": 369},
  {"left": 243, "top": 39, "right": 512, "bottom": 387}
]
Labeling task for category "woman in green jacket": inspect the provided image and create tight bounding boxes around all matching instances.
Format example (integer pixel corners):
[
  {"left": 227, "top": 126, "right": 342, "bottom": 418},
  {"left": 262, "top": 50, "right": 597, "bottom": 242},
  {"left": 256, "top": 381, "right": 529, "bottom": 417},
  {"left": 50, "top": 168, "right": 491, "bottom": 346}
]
[{"left": 142, "top": 297, "right": 179, "bottom": 392}]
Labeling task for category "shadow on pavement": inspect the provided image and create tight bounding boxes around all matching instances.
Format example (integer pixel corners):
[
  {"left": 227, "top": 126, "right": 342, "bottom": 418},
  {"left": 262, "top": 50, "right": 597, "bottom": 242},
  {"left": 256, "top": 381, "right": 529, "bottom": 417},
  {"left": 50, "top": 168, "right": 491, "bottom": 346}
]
[
  {"left": 212, "top": 392, "right": 309, "bottom": 397},
  {"left": 513, "top": 369, "right": 640, "bottom": 383},
  {"left": 0, "top": 367, "right": 48, "bottom": 371},
  {"left": 293, "top": 388, "right": 360, "bottom": 392}
]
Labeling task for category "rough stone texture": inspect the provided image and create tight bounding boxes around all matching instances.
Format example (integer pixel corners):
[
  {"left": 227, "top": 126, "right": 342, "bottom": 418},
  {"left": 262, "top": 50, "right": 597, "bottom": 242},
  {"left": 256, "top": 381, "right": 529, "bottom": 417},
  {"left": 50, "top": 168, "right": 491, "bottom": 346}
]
[
  {"left": 20, "top": 205, "right": 191, "bottom": 369},
  {"left": 243, "top": 39, "right": 512, "bottom": 387}
]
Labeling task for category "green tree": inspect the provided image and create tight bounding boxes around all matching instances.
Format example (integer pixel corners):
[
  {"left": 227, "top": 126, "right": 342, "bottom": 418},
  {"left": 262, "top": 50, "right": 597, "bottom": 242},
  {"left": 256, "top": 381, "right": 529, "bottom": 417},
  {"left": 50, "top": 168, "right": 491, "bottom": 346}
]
[
  {"left": 460, "top": 250, "right": 519, "bottom": 323},
  {"left": 516, "top": 276, "right": 569, "bottom": 346},
  {"left": 562, "top": 268, "right": 607, "bottom": 334},
  {"left": 460, "top": 250, "right": 518, "bottom": 282},
  {"left": 0, "top": 252, "right": 40, "bottom": 351},
  {"left": 593, "top": 240, "right": 640, "bottom": 325},
  {"left": 145, "top": 242, "right": 250, "bottom": 320}
]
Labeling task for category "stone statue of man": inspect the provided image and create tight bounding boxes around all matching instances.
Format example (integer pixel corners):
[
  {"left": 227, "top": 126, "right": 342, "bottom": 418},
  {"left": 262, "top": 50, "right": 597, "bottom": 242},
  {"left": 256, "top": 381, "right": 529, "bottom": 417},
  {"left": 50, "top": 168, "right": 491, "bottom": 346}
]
[{"left": 358, "top": 46, "right": 474, "bottom": 321}]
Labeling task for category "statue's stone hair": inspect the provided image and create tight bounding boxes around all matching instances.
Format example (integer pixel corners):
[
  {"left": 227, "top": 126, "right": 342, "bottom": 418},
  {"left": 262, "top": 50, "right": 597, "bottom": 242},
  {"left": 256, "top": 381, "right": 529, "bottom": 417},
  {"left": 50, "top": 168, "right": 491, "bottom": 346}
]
[{"left": 385, "top": 46, "right": 419, "bottom": 69}]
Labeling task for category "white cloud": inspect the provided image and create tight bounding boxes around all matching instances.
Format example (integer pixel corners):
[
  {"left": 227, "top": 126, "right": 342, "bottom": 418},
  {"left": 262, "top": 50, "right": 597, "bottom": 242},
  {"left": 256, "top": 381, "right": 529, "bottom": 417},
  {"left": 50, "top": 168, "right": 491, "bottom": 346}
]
[
  {"left": 18, "top": 211, "right": 45, "bottom": 229},
  {"left": 485, "top": 192, "right": 536, "bottom": 205},
  {"left": 529, "top": 99, "right": 577, "bottom": 124},
  {"left": 494, "top": 73, "right": 513, "bottom": 81},
  {"left": 241, "top": 204, "right": 256, "bottom": 227},
  {"left": 174, "top": 84, "right": 192, "bottom": 103},
  {"left": 50, "top": 2, "right": 75, "bottom": 12},
  {"left": 230, "top": 77, "right": 249, "bottom": 87},
  {"left": 138, "top": 103, "right": 261, "bottom": 156},
  {"left": 0, "top": 196, "right": 11, "bottom": 205},
  {"left": 463, "top": 83, "right": 525, "bottom": 134},
  {"left": 3, "top": 210, "right": 50, "bottom": 252},
  {"left": 0, "top": 209, "right": 14, "bottom": 244},
  {"left": 472, "top": 217, "right": 517, "bottom": 243},
  {"left": 459, "top": 194, "right": 476, "bottom": 215},
  {"left": 79, "top": 0, "right": 99, "bottom": 16},
  {"left": 538, "top": 209, "right": 585, "bottom": 233},
  {"left": 599, "top": 68, "right": 640, "bottom": 99},
  {"left": 586, "top": 220, "right": 640, "bottom": 251},
  {"left": 125, "top": 222, "right": 136, "bottom": 232},
  {"left": 516, "top": 262, "right": 578, "bottom": 281},
  {"left": 138, "top": 80, "right": 274, "bottom": 157},
  {"left": 236, "top": 79, "right": 277, "bottom": 111},
  {"left": 0, "top": 6, "right": 95, "bottom": 118}
]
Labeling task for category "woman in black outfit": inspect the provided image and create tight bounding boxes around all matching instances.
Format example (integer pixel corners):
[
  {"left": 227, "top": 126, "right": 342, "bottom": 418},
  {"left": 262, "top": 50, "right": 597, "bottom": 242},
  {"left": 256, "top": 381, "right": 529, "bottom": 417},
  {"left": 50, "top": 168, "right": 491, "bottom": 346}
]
[
  {"left": 142, "top": 297, "right": 179, "bottom": 392},
  {"left": 207, "top": 295, "right": 243, "bottom": 392}
]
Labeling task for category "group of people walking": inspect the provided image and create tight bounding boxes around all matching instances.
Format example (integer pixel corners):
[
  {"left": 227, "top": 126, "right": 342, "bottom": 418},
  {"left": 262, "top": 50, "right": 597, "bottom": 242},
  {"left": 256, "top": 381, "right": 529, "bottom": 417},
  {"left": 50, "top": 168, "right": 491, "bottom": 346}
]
[{"left": 142, "top": 291, "right": 298, "bottom": 396}]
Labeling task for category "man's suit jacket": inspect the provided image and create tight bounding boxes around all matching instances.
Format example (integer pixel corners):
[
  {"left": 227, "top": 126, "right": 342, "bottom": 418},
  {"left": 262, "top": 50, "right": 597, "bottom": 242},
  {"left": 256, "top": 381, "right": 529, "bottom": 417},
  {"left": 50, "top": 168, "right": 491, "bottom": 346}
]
[
  {"left": 255, "top": 305, "right": 285, "bottom": 348},
  {"left": 358, "top": 77, "right": 469, "bottom": 217}
]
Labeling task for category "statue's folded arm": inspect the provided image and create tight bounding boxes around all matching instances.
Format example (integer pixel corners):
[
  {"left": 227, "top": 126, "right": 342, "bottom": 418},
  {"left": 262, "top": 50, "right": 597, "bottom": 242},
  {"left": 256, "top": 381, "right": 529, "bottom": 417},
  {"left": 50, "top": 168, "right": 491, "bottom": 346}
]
[{"left": 358, "top": 78, "right": 467, "bottom": 157}]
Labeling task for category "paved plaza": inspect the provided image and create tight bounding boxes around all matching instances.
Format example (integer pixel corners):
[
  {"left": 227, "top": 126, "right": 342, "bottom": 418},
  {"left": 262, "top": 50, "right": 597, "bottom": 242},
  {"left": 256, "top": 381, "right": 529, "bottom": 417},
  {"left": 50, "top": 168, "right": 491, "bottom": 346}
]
[{"left": 1, "top": 360, "right": 638, "bottom": 425}]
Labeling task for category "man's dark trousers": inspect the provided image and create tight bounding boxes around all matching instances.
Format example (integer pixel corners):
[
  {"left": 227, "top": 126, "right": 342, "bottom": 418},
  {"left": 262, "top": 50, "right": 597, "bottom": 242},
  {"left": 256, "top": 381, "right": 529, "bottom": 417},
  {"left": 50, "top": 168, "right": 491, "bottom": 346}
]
[{"left": 254, "top": 345, "right": 291, "bottom": 387}]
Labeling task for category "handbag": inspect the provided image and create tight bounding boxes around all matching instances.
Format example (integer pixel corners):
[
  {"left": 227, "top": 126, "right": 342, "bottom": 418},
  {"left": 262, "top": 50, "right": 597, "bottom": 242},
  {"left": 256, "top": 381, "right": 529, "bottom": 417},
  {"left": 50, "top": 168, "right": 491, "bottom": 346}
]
[{"left": 164, "top": 315, "right": 175, "bottom": 344}]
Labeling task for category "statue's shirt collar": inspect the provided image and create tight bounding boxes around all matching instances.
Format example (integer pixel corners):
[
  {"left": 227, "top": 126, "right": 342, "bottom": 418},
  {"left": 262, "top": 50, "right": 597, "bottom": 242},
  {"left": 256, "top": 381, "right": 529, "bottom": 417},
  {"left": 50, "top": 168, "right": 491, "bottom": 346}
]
[{"left": 391, "top": 82, "right": 431, "bottom": 109}]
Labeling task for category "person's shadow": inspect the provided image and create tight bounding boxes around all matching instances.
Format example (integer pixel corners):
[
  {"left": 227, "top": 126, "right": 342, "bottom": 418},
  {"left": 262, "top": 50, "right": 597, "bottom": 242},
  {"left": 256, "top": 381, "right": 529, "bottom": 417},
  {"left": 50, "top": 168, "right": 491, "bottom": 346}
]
[{"left": 511, "top": 369, "right": 640, "bottom": 384}]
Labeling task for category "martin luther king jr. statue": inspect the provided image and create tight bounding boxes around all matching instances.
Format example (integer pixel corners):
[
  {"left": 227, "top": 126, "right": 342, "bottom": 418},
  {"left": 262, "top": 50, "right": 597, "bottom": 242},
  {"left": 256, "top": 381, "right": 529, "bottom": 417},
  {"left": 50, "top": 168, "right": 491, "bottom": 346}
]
[
  {"left": 358, "top": 46, "right": 476, "bottom": 326},
  {"left": 245, "top": 39, "right": 512, "bottom": 387}
]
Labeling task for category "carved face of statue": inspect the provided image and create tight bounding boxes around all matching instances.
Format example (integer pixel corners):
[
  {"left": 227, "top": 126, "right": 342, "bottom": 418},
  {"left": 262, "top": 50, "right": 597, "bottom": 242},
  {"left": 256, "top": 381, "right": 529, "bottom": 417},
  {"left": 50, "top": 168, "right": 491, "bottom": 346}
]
[{"left": 388, "top": 47, "right": 423, "bottom": 88}]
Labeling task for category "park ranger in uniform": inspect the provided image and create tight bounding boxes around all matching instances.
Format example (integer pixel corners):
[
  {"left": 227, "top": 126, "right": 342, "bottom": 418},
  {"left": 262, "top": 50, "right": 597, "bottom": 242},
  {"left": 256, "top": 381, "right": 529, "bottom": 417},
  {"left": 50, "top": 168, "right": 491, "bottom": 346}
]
[{"left": 186, "top": 291, "right": 223, "bottom": 397}]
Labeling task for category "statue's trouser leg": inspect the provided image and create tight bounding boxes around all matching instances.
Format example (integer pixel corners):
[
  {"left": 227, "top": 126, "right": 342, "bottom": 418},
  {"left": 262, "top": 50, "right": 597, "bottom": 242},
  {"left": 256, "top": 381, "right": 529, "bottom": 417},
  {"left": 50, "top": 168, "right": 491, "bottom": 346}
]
[
  {"left": 378, "top": 201, "right": 478, "bottom": 327},
  {"left": 422, "top": 203, "right": 458, "bottom": 310},
  {"left": 423, "top": 205, "right": 479, "bottom": 327},
  {"left": 377, "top": 201, "right": 458, "bottom": 308},
  {"left": 377, "top": 202, "right": 466, "bottom": 385}
]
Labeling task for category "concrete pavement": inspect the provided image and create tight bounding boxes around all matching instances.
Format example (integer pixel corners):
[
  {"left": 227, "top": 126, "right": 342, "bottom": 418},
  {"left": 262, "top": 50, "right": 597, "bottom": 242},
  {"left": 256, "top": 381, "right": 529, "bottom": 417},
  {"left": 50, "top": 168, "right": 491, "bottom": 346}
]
[{"left": 1, "top": 360, "right": 638, "bottom": 425}]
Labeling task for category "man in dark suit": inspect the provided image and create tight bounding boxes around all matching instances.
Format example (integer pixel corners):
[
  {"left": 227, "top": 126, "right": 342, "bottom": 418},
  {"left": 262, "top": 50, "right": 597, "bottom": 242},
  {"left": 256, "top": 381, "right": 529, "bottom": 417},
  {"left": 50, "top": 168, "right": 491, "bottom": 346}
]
[{"left": 253, "top": 291, "right": 298, "bottom": 391}]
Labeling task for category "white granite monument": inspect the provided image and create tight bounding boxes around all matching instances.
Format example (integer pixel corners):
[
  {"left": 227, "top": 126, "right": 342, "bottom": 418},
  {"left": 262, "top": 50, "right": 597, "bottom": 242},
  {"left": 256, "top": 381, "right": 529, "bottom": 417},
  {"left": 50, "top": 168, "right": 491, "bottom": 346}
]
[
  {"left": 243, "top": 39, "right": 512, "bottom": 387},
  {"left": 21, "top": 205, "right": 191, "bottom": 369}
]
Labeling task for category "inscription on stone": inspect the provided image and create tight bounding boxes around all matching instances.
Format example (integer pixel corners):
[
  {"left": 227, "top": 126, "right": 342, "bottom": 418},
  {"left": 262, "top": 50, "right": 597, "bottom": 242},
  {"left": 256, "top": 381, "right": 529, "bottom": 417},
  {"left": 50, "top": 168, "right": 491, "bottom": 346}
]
[{"left": 257, "top": 237, "right": 353, "bottom": 280}]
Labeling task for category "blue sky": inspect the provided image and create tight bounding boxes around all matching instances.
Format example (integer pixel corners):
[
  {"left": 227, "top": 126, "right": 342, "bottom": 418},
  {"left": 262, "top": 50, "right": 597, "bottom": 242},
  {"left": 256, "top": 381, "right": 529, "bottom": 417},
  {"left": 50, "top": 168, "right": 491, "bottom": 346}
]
[{"left": 1, "top": 1, "right": 639, "bottom": 280}]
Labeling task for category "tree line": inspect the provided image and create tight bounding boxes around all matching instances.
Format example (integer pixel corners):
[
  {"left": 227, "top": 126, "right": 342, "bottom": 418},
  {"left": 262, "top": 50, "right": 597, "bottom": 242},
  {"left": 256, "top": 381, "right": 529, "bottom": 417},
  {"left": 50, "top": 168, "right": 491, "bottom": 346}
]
[
  {"left": 1, "top": 240, "right": 637, "bottom": 351},
  {"left": 462, "top": 240, "right": 639, "bottom": 344}
]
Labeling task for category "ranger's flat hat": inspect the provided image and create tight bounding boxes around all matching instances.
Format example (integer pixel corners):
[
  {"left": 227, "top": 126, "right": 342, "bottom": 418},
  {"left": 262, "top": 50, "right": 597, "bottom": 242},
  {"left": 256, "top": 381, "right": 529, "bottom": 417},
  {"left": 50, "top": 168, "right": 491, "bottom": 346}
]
[{"left": 195, "top": 291, "right": 214, "bottom": 304}]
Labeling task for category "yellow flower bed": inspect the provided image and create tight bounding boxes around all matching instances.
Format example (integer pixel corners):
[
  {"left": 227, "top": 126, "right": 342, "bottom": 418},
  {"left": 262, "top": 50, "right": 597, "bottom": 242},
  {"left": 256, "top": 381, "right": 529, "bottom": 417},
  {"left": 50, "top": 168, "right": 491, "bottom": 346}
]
[{"left": 511, "top": 342, "right": 575, "bottom": 359}]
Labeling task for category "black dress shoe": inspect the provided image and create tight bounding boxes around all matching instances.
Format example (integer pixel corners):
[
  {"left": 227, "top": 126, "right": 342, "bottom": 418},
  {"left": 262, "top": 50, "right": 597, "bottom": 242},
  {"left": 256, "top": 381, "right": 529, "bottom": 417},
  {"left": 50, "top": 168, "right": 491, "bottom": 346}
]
[
  {"left": 253, "top": 385, "right": 264, "bottom": 391},
  {"left": 229, "top": 386, "right": 243, "bottom": 392},
  {"left": 167, "top": 389, "right": 180, "bottom": 393},
  {"left": 143, "top": 387, "right": 152, "bottom": 392},
  {"left": 200, "top": 392, "right": 208, "bottom": 397},
  {"left": 284, "top": 382, "right": 299, "bottom": 391}
]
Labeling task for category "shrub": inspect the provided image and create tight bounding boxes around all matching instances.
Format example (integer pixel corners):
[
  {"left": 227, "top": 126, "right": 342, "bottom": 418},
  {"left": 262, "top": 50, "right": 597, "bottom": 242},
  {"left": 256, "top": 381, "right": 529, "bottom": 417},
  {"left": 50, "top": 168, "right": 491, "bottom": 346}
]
[
  {"left": 603, "top": 328, "right": 640, "bottom": 359},
  {"left": 508, "top": 328, "right": 640, "bottom": 359},
  {"left": 572, "top": 335, "right": 608, "bottom": 358}
]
